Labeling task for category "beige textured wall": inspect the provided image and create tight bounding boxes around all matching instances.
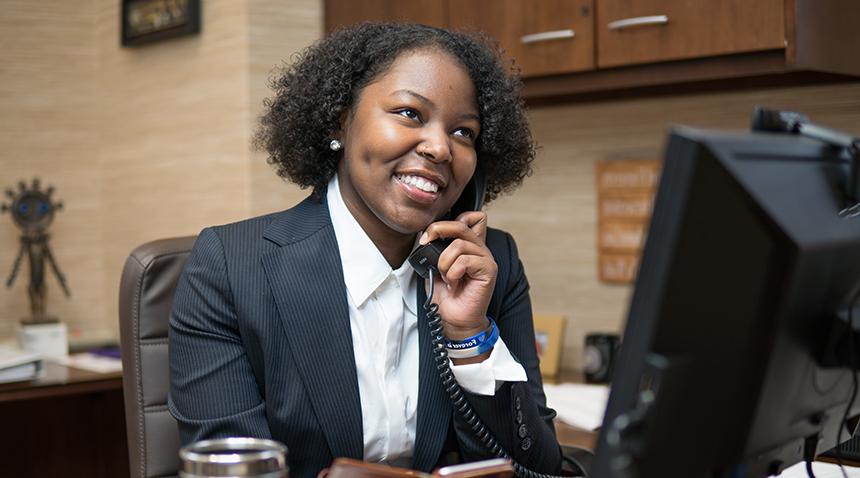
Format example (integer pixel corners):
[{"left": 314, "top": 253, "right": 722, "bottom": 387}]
[
  {"left": 248, "top": 0, "right": 322, "bottom": 216},
  {"left": 0, "top": 0, "right": 101, "bottom": 340},
  {"left": 0, "top": 0, "right": 322, "bottom": 343}
]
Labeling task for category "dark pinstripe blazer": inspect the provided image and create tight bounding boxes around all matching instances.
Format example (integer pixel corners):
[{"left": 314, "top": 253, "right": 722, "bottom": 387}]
[{"left": 168, "top": 195, "right": 562, "bottom": 477}]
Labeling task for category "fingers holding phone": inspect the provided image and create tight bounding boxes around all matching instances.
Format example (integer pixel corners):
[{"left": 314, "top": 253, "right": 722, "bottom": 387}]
[
  {"left": 454, "top": 210, "right": 488, "bottom": 242},
  {"left": 419, "top": 211, "right": 497, "bottom": 341}
]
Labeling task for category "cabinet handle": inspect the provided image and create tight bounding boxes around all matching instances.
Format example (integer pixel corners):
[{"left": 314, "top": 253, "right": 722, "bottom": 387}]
[
  {"left": 520, "top": 29, "right": 575, "bottom": 44},
  {"left": 607, "top": 15, "right": 669, "bottom": 31}
]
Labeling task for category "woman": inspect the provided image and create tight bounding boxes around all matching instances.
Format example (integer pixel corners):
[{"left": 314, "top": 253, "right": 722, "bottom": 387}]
[{"left": 168, "top": 23, "right": 563, "bottom": 477}]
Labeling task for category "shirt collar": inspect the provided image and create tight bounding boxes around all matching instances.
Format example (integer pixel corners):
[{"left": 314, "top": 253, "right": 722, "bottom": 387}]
[{"left": 327, "top": 175, "right": 418, "bottom": 314}]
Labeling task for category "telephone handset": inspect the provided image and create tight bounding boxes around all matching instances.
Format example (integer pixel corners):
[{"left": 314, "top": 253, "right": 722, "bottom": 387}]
[
  {"left": 407, "top": 170, "right": 581, "bottom": 478},
  {"left": 407, "top": 168, "right": 486, "bottom": 278}
]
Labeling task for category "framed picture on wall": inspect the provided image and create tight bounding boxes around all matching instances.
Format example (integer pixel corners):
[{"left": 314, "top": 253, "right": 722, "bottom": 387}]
[
  {"left": 121, "top": 0, "right": 201, "bottom": 46},
  {"left": 533, "top": 315, "right": 566, "bottom": 378}
]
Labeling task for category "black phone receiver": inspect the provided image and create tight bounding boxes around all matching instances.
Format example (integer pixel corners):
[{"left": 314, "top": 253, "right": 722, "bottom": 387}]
[
  {"left": 408, "top": 168, "right": 486, "bottom": 279},
  {"left": 448, "top": 166, "right": 486, "bottom": 220}
]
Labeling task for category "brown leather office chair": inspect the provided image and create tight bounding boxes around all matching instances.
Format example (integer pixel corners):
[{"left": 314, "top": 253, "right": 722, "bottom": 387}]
[{"left": 119, "top": 236, "right": 196, "bottom": 478}]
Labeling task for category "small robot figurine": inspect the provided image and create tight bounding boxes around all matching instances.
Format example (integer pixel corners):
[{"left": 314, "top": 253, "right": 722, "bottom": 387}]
[{"left": 2, "top": 179, "right": 70, "bottom": 324}]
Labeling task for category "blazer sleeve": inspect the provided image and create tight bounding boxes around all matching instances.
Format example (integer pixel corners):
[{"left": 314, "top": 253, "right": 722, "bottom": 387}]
[
  {"left": 451, "top": 231, "right": 563, "bottom": 473},
  {"left": 167, "top": 227, "right": 272, "bottom": 444}
]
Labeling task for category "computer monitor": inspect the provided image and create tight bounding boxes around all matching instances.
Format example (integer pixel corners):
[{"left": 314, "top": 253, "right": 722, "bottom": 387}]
[{"left": 591, "top": 126, "right": 860, "bottom": 478}]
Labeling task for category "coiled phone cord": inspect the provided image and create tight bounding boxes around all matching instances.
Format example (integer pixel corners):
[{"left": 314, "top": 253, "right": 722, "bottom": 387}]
[{"left": 424, "top": 268, "right": 579, "bottom": 478}]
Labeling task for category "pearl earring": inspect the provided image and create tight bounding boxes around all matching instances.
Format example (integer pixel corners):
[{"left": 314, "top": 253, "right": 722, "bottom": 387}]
[{"left": 329, "top": 139, "right": 342, "bottom": 151}]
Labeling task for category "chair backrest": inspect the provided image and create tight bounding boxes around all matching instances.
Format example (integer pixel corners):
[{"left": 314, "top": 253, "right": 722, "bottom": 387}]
[{"left": 119, "top": 236, "right": 196, "bottom": 478}]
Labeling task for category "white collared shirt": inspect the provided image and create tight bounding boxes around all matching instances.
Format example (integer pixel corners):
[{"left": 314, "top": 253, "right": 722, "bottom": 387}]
[{"left": 326, "top": 175, "right": 526, "bottom": 466}]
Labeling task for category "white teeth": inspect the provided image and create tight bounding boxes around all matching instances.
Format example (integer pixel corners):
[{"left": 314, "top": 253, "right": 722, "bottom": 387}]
[{"left": 397, "top": 174, "right": 439, "bottom": 193}]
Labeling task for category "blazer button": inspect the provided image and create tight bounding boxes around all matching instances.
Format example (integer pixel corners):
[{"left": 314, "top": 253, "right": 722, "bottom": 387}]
[
  {"left": 520, "top": 437, "right": 532, "bottom": 451},
  {"left": 515, "top": 396, "right": 522, "bottom": 410},
  {"left": 515, "top": 410, "right": 523, "bottom": 424},
  {"left": 518, "top": 424, "right": 528, "bottom": 438}
]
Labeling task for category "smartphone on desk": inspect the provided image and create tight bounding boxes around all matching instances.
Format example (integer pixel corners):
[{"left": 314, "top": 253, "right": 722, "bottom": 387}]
[
  {"left": 322, "top": 458, "right": 428, "bottom": 478},
  {"left": 408, "top": 168, "right": 487, "bottom": 278},
  {"left": 434, "top": 458, "right": 513, "bottom": 478},
  {"left": 321, "top": 457, "right": 513, "bottom": 478}
]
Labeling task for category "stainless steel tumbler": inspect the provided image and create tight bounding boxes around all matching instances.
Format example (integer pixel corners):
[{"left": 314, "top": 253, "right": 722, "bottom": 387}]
[{"left": 179, "top": 437, "right": 288, "bottom": 478}]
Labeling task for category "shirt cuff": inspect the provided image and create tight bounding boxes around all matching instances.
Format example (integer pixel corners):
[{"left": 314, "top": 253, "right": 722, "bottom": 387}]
[{"left": 449, "top": 338, "right": 527, "bottom": 396}]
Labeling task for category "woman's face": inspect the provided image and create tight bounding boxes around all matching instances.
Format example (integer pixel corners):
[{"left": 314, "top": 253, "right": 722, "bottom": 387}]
[{"left": 337, "top": 48, "right": 481, "bottom": 239}]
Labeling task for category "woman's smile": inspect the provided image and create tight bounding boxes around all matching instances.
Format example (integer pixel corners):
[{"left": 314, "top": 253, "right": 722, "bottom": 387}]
[{"left": 394, "top": 170, "right": 446, "bottom": 204}]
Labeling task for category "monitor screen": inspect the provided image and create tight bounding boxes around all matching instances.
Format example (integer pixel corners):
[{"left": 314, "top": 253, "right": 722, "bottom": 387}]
[{"left": 591, "top": 127, "right": 860, "bottom": 478}]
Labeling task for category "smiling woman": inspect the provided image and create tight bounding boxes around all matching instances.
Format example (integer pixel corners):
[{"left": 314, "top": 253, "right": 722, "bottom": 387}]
[{"left": 168, "top": 23, "right": 565, "bottom": 478}]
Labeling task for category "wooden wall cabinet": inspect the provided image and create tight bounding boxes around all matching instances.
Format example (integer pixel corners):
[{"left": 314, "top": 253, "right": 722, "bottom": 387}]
[
  {"left": 324, "top": 0, "right": 860, "bottom": 102},
  {"left": 325, "top": 0, "right": 594, "bottom": 78},
  {"left": 596, "top": 0, "right": 785, "bottom": 68},
  {"left": 449, "top": 0, "right": 595, "bottom": 78}
]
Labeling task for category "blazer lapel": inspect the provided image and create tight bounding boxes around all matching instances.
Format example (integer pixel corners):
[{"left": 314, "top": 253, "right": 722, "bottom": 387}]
[
  {"left": 413, "top": 283, "right": 453, "bottom": 471},
  {"left": 261, "top": 197, "right": 364, "bottom": 461}
]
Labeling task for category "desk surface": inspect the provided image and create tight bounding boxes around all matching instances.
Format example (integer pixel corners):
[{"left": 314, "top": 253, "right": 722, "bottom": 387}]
[
  {"left": 547, "top": 371, "right": 601, "bottom": 450},
  {"left": 0, "top": 363, "right": 596, "bottom": 457},
  {"left": 0, "top": 361, "right": 123, "bottom": 403},
  {"left": 555, "top": 421, "right": 598, "bottom": 450}
]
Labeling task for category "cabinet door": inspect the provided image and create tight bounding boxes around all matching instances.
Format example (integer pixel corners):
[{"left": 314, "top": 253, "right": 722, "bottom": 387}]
[
  {"left": 597, "top": 0, "right": 785, "bottom": 68},
  {"left": 325, "top": 0, "right": 447, "bottom": 33},
  {"left": 449, "top": 0, "right": 594, "bottom": 78}
]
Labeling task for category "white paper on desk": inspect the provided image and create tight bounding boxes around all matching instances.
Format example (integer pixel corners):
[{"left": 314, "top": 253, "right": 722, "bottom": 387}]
[
  {"left": 58, "top": 353, "right": 122, "bottom": 374},
  {"left": 777, "top": 461, "right": 860, "bottom": 477},
  {"left": 542, "top": 382, "right": 610, "bottom": 431}
]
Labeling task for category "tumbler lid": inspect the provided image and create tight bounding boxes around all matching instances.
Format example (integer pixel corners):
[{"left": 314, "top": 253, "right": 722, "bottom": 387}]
[{"left": 179, "top": 437, "right": 287, "bottom": 477}]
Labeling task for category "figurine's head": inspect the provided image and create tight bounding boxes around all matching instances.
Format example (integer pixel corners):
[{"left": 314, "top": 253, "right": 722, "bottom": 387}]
[{"left": 1, "top": 179, "right": 63, "bottom": 234}]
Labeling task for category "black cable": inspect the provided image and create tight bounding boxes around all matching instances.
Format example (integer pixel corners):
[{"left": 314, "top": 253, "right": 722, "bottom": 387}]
[
  {"left": 805, "top": 458, "right": 817, "bottom": 478},
  {"left": 804, "top": 433, "right": 819, "bottom": 478},
  {"left": 834, "top": 289, "right": 860, "bottom": 478},
  {"left": 424, "top": 269, "right": 579, "bottom": 478}
]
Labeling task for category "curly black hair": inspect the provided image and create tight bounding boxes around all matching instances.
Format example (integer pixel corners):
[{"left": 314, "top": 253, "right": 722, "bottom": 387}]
[{"left": 254, "top": 22, "right": 535, "bottom": 203}]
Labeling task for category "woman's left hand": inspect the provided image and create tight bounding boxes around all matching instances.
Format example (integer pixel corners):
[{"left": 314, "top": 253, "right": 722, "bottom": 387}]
[{"left": 420, "top": 211, "right": 497, "bottom": 341}]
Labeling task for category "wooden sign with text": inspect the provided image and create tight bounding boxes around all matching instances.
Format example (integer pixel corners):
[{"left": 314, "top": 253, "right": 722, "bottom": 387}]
[{"left": 595, "top": 159, "right": 662, "bottom": 284}]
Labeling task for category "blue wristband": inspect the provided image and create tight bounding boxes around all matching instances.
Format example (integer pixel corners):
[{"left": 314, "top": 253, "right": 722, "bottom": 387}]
[{"left": 446, "top": 317, "right": 499, "bottom": 359}]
